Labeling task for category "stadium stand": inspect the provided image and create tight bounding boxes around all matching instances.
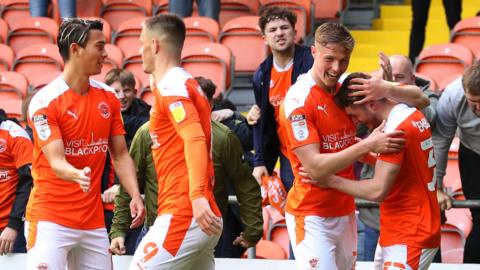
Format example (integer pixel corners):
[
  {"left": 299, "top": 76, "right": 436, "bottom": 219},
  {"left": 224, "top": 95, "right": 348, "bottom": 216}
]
[
  {"left": 1, "top": 99, "right": 23, "bottom": 120},
  {"left": 7, "top": 17, "right": 58, "bottom": 54},
  {"left": 81, "top": 17, "right": 112, "bottom": 43},
  {"left": 0, "top": 18, "right": 8, "bottom": 43},
  {"left": 100, "top": 0, "right": 152, "bottom": 30},
  {"left": 184, "top": 16, "right": 220, "bottom": 48},
  {"left": 0, "top": 43, "right": 14, "bottom": 71},
  {"left": 112, "top": 16, "right": 146, "bottom": 56},
  {"left": 218, "top": 0, "right": 259, "bottom": 27},
  {"left": 122, "top": 47, "right": 148, "bottom": 86},
  {"left": 451, "top": 16, "right": 480, "bottom": 60},
  {"left": 441, "top": 223, "right": 465, "bottom": 263},
  {"left": 29, "top": 71, "right": 62, "bottom": 92},
  {"left": 12, "top": 43, "right": 63, "bottom": 80},
  {"left": 0, "top": 71, "right": 28, "bottom": 101},
  {"left": 0, "top": 0, "right": 31, "bottom": 27},
  {"left": 312, "top": 0, "right": 344, "bottom": 22}
]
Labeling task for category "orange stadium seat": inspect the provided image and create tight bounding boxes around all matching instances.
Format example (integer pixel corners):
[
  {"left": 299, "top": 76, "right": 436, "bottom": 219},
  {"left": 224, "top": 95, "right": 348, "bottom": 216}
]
[
  {"left": 313, "top": 0, "right": 343, "bottom": 21},
  {"left": 100, "top": 0, "right": 151, "bottom": 30},
  {"left": 139, "top": 88, "right": 154, "bottom": 106},
  {"left": 446, "top": 207, "right": 473, "bottom": 240},
  {"left": 113, "top": 17, "right": 146, "bottom": 56},
  {"left": 218, "top": 0, "right": 259, "bottom": 27},
  {"left": 219, "top": 16, "right": 267, "bottom": 74},
  {"left": 81, "top": 17, "right": 112, "bottom": 43},
  {"left": 122, "top": 48, "right": 148, "bottom": 86},
  {"left": 0, "top": 0, "right": 31, "bottom": 27},
  {"left": 0, "top": 71, "right": 28, "bottom": 101},
  {"left": 268, "top": 222, "right": 290, "bottom": 257},
  {"left": 13, "top": 44, "right": 63, "bottom": 80},
  {"left": 451, "top": 17, "right": 480, "bottom": 59},
  {"left": 249, "top": 239, "right": 287, "bottom": 259},
  {"left": 0, "top": 44, "right": 14, "bottom": 71},
  {"left": 0, "top": 99, "right": 23, "bottom": 120},
  {"left": 181, "top": 42, "right": 234, "bottom": 97},
  {"left": 0, "top": 18, "right": 8, "bottom": 43},
  {"left": 438, "top": 73, "right": 461, "bottom": 92},
  {"left": 91, "top": 44, "right": 124, "bottom": 82},
  {"left": 260, "top": 0, "right": 313, "bottom": 42},
  {"left": 414, "top": 43, "right": 474, "bottom": 89},
  {"left": 7, "top": 17, "right": 58, "bottom": 54},
  {"left": 184, "top": 16, "right": 220, "bottom": 48},
  {"left": 29, "top": 71, "right": 61, "bottom": 93},
  {"left": 441, "top": 223, "right": 465, "bottom": 263}
]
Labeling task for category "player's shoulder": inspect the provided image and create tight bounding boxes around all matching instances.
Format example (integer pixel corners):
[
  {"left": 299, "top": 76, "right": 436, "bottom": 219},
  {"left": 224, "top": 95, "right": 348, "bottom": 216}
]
[
  {"left": 384, "top": 103, "right": 417, "bottom": 132},
  {"left": 156, "top": 67, "right": 191, "bottom": 98},
  {"left": 0, "top": 120, "right": 30, "bottom": 140},
  {"left": 283, "top": 71, "right": 316, "bottom": 118},
  {"left": 29, "top": 76, "right": 69, "bottom": 118}
]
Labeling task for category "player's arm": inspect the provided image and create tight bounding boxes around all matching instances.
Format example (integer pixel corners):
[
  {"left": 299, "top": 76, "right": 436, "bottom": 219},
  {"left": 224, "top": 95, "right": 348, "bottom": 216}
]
[
  {"left": 109, "top": 135, "right": 145, "bottom": 229},
  {"left": 349, "top": 77, "right": 430, "bottom": 109}
]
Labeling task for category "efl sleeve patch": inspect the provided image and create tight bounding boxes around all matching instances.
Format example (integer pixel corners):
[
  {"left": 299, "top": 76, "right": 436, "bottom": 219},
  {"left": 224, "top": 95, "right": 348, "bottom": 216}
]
[
  {"left": 290, "top": 114, "right": 309, "bottom": 141},
  {"left": 33, "top": 114, "right": 51, "bottom": 141},
  {"left": 169, "top": 101, "right": 186, "bottom": 123}
]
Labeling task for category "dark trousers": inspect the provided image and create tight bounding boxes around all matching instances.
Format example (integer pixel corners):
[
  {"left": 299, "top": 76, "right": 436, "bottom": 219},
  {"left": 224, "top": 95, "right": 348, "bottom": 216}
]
[
  {"left": 214, "top": 205, "right": 246, "bottom": 258},
  {"left": 409, "top": 0, "right": 462, "bottom": 64},
  {"left": 459, "top": 143, "right": 480, "bottom": 263}
]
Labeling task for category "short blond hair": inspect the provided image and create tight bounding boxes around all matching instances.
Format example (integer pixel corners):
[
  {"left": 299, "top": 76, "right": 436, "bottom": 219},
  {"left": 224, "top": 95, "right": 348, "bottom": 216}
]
[{"left": 315, "top": 23, "right": 354, "bottom": 52}]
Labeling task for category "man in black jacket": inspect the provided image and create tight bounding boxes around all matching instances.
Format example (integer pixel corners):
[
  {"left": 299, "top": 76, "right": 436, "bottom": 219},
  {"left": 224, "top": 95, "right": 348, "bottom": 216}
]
[{"left": 248, "top": 6, "right": 313, "bottom": 191}]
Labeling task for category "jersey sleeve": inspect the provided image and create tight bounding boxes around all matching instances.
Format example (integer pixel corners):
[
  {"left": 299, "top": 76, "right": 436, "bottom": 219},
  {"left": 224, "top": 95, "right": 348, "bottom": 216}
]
[
  {"left": 282, "top": 101, "right": 320, "bottom": 151},
  {"left": 9, "top": 134, "right": 33, "bottom": 169},
  {"left": 109, "top": 94, "right": 126, "bottom": 137},
  {"left": 378, "top": 126, "right": 407, "bottom": 165},
  {"left": 29, "top": 105, "right": 62, "bottom": 149}
]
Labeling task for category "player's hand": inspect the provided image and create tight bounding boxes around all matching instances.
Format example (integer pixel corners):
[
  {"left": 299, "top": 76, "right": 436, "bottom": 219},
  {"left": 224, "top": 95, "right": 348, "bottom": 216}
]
[
  {"left": 364, "top": 121, "right": 406, "bottom": 154},
  {"left": 211, "top": 109, "right": 234, "bottom": 121},
  {"left": 0, "top": 227, "right": 17, "bottom": 255},
  {"left": 102, "top": 184, "right": 119, "bottom": 203},
  {"left": 233, "top": 232, "right": 255, "bottom": 248},
  {"left": 76, "top": 167, "right": 91, "bottom": 193},
  {"left": 252, "top": 166, "right": 269, "bottom": 185},
  {"left": 246, "top": 105, "right": 261, "bottom": 125},
  {"left": 109, "top": 236, "right": 126, "bottom": 255},
  {"left": 348, "top": 76, "right": 390, "bottom": 104},
  {"left": 299, "top": 166, "right": 329, "bottom": 188},
  {"left": 437, "top": 189, "right": 453, "bottom": 211},
  {"left": 378, "top": 52, "right": 392, "bottom": 81},
  {"left": 129, "top": 194, "right": 145, "bottom": 229},
  {"left": 192, "top": 197, "right": 222, "bottom": 236}
]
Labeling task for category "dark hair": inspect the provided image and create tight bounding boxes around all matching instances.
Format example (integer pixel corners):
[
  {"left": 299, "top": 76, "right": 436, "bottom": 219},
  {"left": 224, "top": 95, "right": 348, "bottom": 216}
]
[
  {"left": 334, "top": 72, "right": 371, "bottom": 108},
  {"left": 315, "top": 22, "right": 354, "bottom": 52},
  {"left": 462, "top": 63, "right": 480, "bottom": 95},
  {"left": 215, "top": 98, "right": 237, "bottom": 111},
  {"left": 57, "top": 18, "right": 103, "bottom": 62},
  {"left": 194, "top": 76, "right": 216, "bottom": 101},
  {"left": 144, "top": 14, "right": 186, "bottom": 58},
  {"left": 104, "top": 69, "right": 136, "bottom": 88},
  {"left": 258, "top": 6, "right": 297, "bottom": 34}
]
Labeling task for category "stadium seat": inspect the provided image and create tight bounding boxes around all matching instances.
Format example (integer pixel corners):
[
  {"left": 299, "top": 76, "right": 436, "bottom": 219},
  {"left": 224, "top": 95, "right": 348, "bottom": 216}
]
[
  {"left": 446, "top": 207, "right": 473, "bottom": 239},
  {"left": 29, "top": 71, "right": 61, "bottom": 93},
  {"left": 0, "top": 18, "right": 8, "bottom": 43},
  {"left": 184, "top": 16, "right": 220, "bottom": 48},
  {"left": 139, "top": 87, "right": 154, "bottom": 106},
  {"left": 250, "top": 239, "right": 287, "bottom": 259},
  {"left": 81, "top": 17, "right": 112, "bottom": 43},
  {"left": 414, "top": 73, "right": 438, "bottom": 92},
  {"left": 113, "top": 17, "right": 146, "bottom": 56},
  {"left": 451, "top": 17, "right": 480, "bottom": 59},
  {"left": 0, "top": 0, "right": 31, "bottom": 27},
  {"left": 313, "top": 0, "right": 343, "bottom": 21},
  {"left": 438, "top": 73, "right": 462, "bottom": 92},
  {"left": 260, "top": 0, "right": 312, "bottom": 42},
  {"left": 0, "top": 71, "right": 28, "bottom": 101},
  {"left": 0, "top": 44, "right": 14, "bottom": 71},
  {"left": 441, "top": 223, "right": 465, "bottom": 263},
  {"left": 7, "top": 17, "right": 58, "bottom": 54},
  {"left": 91, "top": 44, "right": 124, "bottom": 82},
  {"left": 444, "top": 159, "right": 462, "bottom": 195},
  {"left": 70, "top": 0, "right": 101, "bottom": 18},
  {"left": 414, "top": 43, "right": 474, "bottom": 89},
  {"left": 0, "top": 99, "right": 23, "bottom": 120},
  {"left": 181, "top": 43, "right": 234, "bottom": 97},
  {"left": 152, "top": 0, "right": 168, "bottom": 15},
  {"left": 218, "top": 0, "right": 259, "bottom": 27},
  {"left": 268, "top": 222, "right": 290, "bottom": 257},
  {"left": 219, "top": 16, "right": 267, "bottom": 74},
  {"left": 13, "top": 44, "right": 63, "bottom": 80},
  {"left": 100, "top": 0, "right": 151, "bottom": 30},
  {"left": 122, "top": 49, "right": 148, "bottom": 87}
]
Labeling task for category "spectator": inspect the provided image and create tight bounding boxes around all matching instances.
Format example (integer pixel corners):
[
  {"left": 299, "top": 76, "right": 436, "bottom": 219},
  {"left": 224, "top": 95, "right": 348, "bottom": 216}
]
[
  {"left": 249, "top": 6, "right": 313, "bottom": 191},
  {"left": 169, "top": 0, "right": 220, "bottom": 21},
  {"left": 409, "top": 0, "right": 461, "bottom": 64},
  {"left": 29, "top": 0, "right": 76, "bottom": 19},
  {"left": 433, "top": 63, "right": 480, "bottom": 263}
]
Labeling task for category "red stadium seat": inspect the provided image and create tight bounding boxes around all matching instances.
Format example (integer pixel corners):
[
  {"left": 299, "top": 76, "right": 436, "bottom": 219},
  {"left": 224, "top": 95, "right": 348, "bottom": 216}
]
[
  {"left": 7, "top": 17, "right": 58, "bottom": 54},
  {"left": 0, "top": 18, "right": 8, "bottom": 43},
  {"left": 441, "top": 223, "right": 465, "bottom": 263},
  {"left": 122, "top": 49, "right": 148, "bottom": 87},
  {"left": 219, "top": 0, "right": 259, "bottom": 27},
  {"left": 219, "top": 16, "right": 267, "bottom": 74},
  {"left": 0, "top": 44, "right": 14, "bottom": 71},
  {"left": 91, "top": 44, "right": 124, "bottom": 82},
  {"left": 139, "top": 88, "right": 154, "bottom": 106},
  {"left": 451, "top": 17, "right": 480, "bottom": 59},
  {"left": 0, "top": 99, "right": 23, "bottom": 120},
  {"left": 260, "top": 0, "right": 313, "bottom": 42},
  {"left": 181, "top": 43, "right": 234, "bottom": 97},
  {"left": 100, "top": 0, "right": 151, "bottom": 30},
  {"left": 184, "top": 16, "right": 220, "bottom": 48},
  {"left": 414, "top": 43, "right": 474, "bottom": 89},
  {"left": 247, "top": 239, "right": 287, "bottom": 259},
  {"left": 313, "top": 0, "right": 344, "bottom": 21},
  {"left": 113, "top": 17, "right": 146, "bottom": 56},
  {"left": 29, "top": 71, "right": 62, "bottom": 93},
  {"left": 0, "top": 0, "right": 31, "bottom": 27},
  {"left": 268, "top": 222, "right": 290, "bottom": 257},
  {"left": 0, "top": 71, "right": 28, "bottom": 101},
  {"left": 438, "top": 73, "right": 461, "bottom": 92},
  {"left": 13, "top": 44, "right": 63, "bottom": 81},
  {"left": 446, "top": 207, "right": 472, "bottom": 239}
]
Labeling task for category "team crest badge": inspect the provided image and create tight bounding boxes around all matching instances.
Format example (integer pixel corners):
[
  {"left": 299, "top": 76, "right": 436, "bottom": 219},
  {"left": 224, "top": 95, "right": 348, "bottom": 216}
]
[
  {"left": 0, "top": 139, "right": 6, "bottom": 153},
  {"left": 169, "top": 101, "right": 186, "bottom": 123},
  {"left": 98, "top": 102, "right": 111, "bottom": 119},
  {"left": 309, "top": 257, "right": 319, "bottom": 269}
]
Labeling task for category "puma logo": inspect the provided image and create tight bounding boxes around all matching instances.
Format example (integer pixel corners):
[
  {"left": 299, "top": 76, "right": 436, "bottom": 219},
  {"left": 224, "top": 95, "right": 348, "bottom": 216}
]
[
  {"left": 317, "top": 105, "right": 327, "bottom": 114},
  {"left": 67, "top": 109, "right": 78, "bottom": 120}
]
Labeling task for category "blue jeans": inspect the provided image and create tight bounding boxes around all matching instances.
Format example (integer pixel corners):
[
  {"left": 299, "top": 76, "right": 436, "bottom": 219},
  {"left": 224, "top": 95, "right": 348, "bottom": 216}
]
[
  {"left": 29, "top": 0, "right": 76, "bottom": 18},
  {"left": 135, "top": 224, "right": 150, "bottom": 250},
  {"left": 169, "top": 0, "right": 220, "bottom": 21},
  {"left": 363, "top": 222, "right": 379, "bottom": 261}
]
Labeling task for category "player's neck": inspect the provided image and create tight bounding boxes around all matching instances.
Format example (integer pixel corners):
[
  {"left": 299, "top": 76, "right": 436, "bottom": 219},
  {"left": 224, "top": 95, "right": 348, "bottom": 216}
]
[
  {"left": 62, "top": 65, "right": 90, "bottom": 96},
  {"left": 272, "top": 46, "right": 295, "bottom": 69},
  {"left": 377, "top": 100, "right": 398, "bottom": 121},
  {"left": 153, "top": 56, "right": 180, "bottom": 86}
]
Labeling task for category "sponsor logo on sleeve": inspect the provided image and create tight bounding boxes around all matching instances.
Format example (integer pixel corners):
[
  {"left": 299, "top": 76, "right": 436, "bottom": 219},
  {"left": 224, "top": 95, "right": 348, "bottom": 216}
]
[
  {"left": 0, "top": 139, "right": 6, "bottom": 153},
  {"left": 98, "top": 102, "right": 111, "bottom": 119},
  {"left": 33, "top": 114, "right": 51, "bottom": 141},
  {"left": 290, "top": 114, "right": 308, "bottom": 141},
  {"left": 169, "top": 101, "right": 186, "bottom": 123}
]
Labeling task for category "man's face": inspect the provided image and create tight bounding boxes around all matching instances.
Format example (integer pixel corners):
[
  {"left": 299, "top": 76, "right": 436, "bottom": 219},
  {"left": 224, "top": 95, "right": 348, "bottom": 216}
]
[
  {"left": 391, "top": 60, "right": 415, "bottom": 85},
  {"left": 139, "top": 27, "right": 155, "bottom": 74},
  {"left": 263, "top": 18, "right": 296, "bottom": 53},
  {"left": 77, "top": 30, "right": 107, "bottom": 76},
  {"left": 110, "top": 81, "right": 136, "bottom": 112},
  {"left": 311, "top": 43, "right": 351, "bottom": 90},
  {"left": 345, "top": 104, "right": 379, "bottom": 129},
  {"left": 465, "top": 90, "right": 480, "bottom": 116}
]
